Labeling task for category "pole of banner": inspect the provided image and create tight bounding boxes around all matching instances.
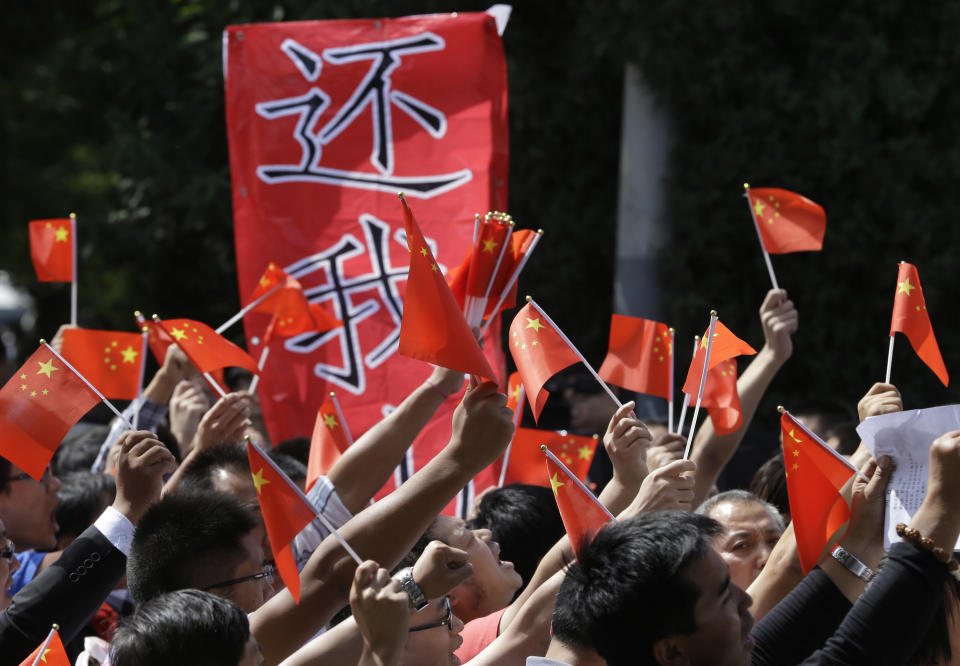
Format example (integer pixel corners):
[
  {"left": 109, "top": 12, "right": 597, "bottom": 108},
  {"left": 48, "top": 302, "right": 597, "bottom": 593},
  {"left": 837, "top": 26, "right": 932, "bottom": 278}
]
[
  {"left": 41, "top": 340, "right": 135, "bottom": 430},
  {"left": 541, "top": 445, "right": 615, "bottom": 520},
  {"left": 478, "top": 230, "right": 544, "bottom": 337},
  {"left": 885, "top": 335, "right": 895, "bottom": 384},
  {"left": 743, "top": 184, "right": 780, "bottom": 290},
  {"left": 674, "top": 336, "right": 699, "bottom": 435},
  {"left": 31, "top": 624, "right": 59, "bottom": 666},
  {"left": 527, "top": 297, "right": 622, "bottom": 409},
  {"left": 498, "top": 384, "right": 526, "bottom": 487},
  {"left": 70, "top": 213, "right": 78, "bottom": 326},
  {"left": 778, "top": 406, "right": 871, "bottom": 482},
  {"left": 133, "top": 327, "right": 149, "bottom": 430},
  {"left": 667, "top": 327, "right": 675, "bottom": 435},
  {"left": 683, "top": 312, "right": 719, "bottom": 461},
  {"left": 329, "top": 391, "right": 354, "bottom": 447},
  {"left": 215, "top": 283, "right": 281, "bottom": 335}
]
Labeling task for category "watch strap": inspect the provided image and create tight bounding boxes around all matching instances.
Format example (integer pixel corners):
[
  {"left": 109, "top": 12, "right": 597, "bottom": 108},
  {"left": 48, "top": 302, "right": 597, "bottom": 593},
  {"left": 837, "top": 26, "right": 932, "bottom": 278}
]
[
  {"left": 830, "top": 543, "right": 875, "bottom": 582},
  {"left": 395, "top": 566, "right": 429, "bottom": 611}
]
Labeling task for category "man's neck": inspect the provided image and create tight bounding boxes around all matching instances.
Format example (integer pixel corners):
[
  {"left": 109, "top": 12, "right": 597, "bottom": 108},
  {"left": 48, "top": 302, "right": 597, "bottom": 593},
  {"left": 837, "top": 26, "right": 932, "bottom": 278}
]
[{"left": 545, "top": 638, "right": 606, "bottom": 666}]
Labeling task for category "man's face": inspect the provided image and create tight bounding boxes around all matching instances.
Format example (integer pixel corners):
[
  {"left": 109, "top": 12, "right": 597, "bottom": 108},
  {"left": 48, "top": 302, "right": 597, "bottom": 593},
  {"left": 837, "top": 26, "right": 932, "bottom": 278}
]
[
  {"left": 403, "top": 597, "right": 465, "bottom": 666},
  {"left": 708, "top": 500, "right": 782, "bottom": 589},
  {"left": 0, "top": 465, "right": 61, "bottom": 551},
  {"left": 204, "top": 530, "right": 274, "bottom": 614},
  {"left": 665, "top": 548, "right": 754, "bottom": 666},
  {"left": 0, "top": 518, "right": 21, "bottom": 610}
]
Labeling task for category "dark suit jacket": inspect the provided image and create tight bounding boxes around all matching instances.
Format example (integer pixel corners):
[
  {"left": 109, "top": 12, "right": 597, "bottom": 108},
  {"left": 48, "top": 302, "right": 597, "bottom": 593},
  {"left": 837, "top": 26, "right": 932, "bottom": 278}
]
[{"left": 0, "top": 524, "right": 125, "bottom": 665}]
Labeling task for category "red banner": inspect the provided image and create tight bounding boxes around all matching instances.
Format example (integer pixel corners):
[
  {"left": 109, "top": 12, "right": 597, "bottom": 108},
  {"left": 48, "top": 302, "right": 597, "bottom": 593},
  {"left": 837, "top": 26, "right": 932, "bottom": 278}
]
[{"left": 224, "top": 12, "right": 508, "bottom": 514}]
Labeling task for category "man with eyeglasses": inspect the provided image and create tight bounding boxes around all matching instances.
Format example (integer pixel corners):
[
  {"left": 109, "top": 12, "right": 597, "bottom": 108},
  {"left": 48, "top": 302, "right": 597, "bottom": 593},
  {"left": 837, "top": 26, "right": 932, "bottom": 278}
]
[
  {"left": 0, "top": 519, "right": 20, "bottom": 611},
  {"left": 0, "top": 459, "right": 62, "bottom": 557}
]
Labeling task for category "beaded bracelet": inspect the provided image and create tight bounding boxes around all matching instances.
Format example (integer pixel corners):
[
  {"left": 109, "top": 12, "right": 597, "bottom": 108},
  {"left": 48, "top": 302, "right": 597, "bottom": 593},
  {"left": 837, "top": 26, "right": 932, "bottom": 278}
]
[{"left": 896, "top": 523, "right": 960, "bottom": 581}]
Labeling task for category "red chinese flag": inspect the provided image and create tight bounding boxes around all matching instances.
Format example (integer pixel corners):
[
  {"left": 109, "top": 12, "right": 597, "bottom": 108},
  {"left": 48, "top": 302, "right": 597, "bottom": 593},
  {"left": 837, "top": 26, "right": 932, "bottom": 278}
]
[
  {"left": 0, "top": 346, "right": 100, "bottom": 480},
  {"left": 18, "top": 630, "right": 70, "bottom": 666},
  {"left": 28, "top": 219, "right": 74, "bottom": 283},
  {"left": 466, "top": 218, "right": 512, "bottom": 297},
  {"left": 247, "top": 442, "right": 317, "bottom": 603},
  {"left": 136, "top": 313, "right": 175, "bottom": 364},
  {"left": 484, "top": 229, "right": 539, "bottom": 318},
  {"left": 159, "top": 319, "right": 260, "bottom": 375},
  {"left": 781, "top": 412, "right": 854, "bottom": 573},
  {"left": 397, "top": 196, "right": 495, "bottom": 379},
  {"left": 306, "top": 398, "right": 352, "bottom": 491},
  {"left": 503, "top": 428, "right": 597, "bottom": 487},
  {"left": 545, "top": 450, "right": 613, "bottom": 558},
  {"left": 509, "top": 303, "right": 581, "bottom": 422},
  {"left": 700, "top": 358, "right": 743, "bottom": 435},
  {"left": 748, "top": 187, "right": 826, "bottom": 254},
  {"left": 890, "top": 262, "right": 949, "bottom": 386},
  {"left": 60, "top": 329, "right": 144, "bottom": 400},
  {"left": 681, "top": 320, "right": 756, "bottom": 396},
  {"left": 505, "top": 371, "right": 524, "bottom": 412},
  {"left": 272, "top": 303, "right": 342, "bottom": 339},
  {"left": 598, "top": 316, "right": 671, "bottom": 400}
]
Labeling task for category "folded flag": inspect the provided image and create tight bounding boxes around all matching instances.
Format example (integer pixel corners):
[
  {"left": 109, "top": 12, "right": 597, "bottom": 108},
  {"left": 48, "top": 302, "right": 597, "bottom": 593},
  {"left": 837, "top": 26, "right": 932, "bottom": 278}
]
[
  {"left": 28, "top": 219, "right": 74, "bottom": 283},
  {"left": 247, "top": 441, "right": 318, "bottom": 603},
  {"left": 544, "top": 446, "right": 613, "bottom": 558},
  {"left": 598, "top": 315, "right": 671, "bottom": 400},
  {"left": 781, "top": 410, "right": 856, "bottom": 573},
  {"left": 681, "top": 320, "right": 755, "bottom": 395},
  {"left": 306, "top": 395, "right": 353, "bottom": 491},
  {"left": 747, "top": 187, "right": 826, "bottom": 254},
  {"left": 0, "top": 346, "right": 100, "bottom": 480},
  {"left": 890, "top": 262, "right": 948, "bottom": 386},
  {"left": 60, "top": 329, "right": 144, "bottom": 400},
  {"left": 158, "top": 318, "right": 260, "bottom": 375}
]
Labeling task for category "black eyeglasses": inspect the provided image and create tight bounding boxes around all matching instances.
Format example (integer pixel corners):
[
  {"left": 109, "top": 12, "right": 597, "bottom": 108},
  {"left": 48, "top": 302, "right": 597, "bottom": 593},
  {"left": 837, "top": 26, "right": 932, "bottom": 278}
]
[
  {"left": 409, "top": 597, "right": 453, "bottom": 633},
  {"left": 201, "top": 564, "right": 275, "bottom": 591}
]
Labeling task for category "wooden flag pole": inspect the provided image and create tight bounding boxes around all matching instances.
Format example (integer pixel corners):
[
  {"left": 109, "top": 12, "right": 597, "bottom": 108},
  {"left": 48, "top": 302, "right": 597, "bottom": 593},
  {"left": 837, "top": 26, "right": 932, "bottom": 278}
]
[
  {"left": 744, "top": 184, "right": 780, "bottom": 290},
  {"left": 674, "top": 336, "right": 699, "bottom": 435},
  {"left": 216, "top": 283, "right": 282, "bottom": 335},
  {"left": 667, "top": 327, "right": 675, "bottom": 435},
  {"left": 69, "top": 213, "right": 78, "bottom": 326},
  {"left": 684, "top": 312, "right": 718, "bottom": 460},
  {"left": 477, "top": 230, "right": 543, "bottom": 337},
  {"left": 542, "top": 445, "right": 615, "bottom": 520},
  {"left": 778, "top": 406, "right": 871, "bottom": 482},
  {"left": 133, "top": 327, "right": 150, "bottom": 430},
  {"left": 41, "top": 340, "right": 134, "bottom": 430},
  {"left": 498, "top": 384, "right": 526, "bottom": 487},
  {"left": 527, "top": 297, "right": 622, "bottom": 409}
]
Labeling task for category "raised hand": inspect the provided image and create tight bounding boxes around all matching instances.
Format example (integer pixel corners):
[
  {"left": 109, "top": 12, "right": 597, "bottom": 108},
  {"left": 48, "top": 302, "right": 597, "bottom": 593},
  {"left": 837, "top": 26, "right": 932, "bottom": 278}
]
[
  {"left": 168, "top": 379, "right": 211, "bottom": 454},
  {"left": 412, "top": 540, "right": 473, "bottom": 600},
  {"left": 622, "top": 458, "right": 697, "bottom": 517},
  {"left": 351, "top": 561, "right": 409, "bottom": 666},
  {"left": 112, "top": 431, "right": 177, "bottom": 524},
  {"left": 192, "top": 392, "right": 252, "bottom": 451},
  {"left": 603, "top": 400, "right": 651, "bottom": 488},
  {"left": 645, "top": 432, "right": 686, "bottom": 473},
  {"left": 448, "top": 378, "right": 514, "bottom": 470},
  {"left": 759, "top": 288, "right": 798, "bottom": 364},
  {"left": 857, "top": 382, "right": 903, "bottom": 421}
]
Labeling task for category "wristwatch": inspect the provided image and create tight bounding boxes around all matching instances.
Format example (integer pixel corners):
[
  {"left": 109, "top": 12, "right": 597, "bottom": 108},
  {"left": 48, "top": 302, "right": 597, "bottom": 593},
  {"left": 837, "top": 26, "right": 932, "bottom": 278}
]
[
  {"left": 830, "top": 543, "right": 876, "bottom": 582},
  {"left": 394, "top": 567, "right": 429, "bottom": 611}
]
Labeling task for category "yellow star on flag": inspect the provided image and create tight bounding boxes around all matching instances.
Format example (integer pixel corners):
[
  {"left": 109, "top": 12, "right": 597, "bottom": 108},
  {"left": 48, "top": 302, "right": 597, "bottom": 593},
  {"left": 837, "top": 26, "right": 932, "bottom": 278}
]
[
  {"left": 578, "top": 445, "right": 593, "bottom": 460},
  {"left": 323, "top": 413, "right": 339, "bottom": 428},
  {"left": 525, "top": 318, "right": 544, "bottom": 332},
  {"left": 54, "top": 226, "right": 69, "bottom": 242},
  {"left": 482, "top": 238, "right": 498, "bottom": 253},
  {"left": 897, "top": 278, "right": 916, "bottom": 296},
  {"left": 753, "top": 200, "right": 766, "bottom": 217},
  {"left": 549, "top": 472, "right": 565, "bottom": 494},
  {"left": 120, "top": 346, "right": 139, "bottom": 364},
  {"left": 788, "top": 429, "right": 803, "bottom": 444},
  {"left": 251, "top": 468, "right": 271, "bottom": 494},
  {"left": 419, "top": 247, "right": 429, "bottom": 256},
  {"left": 37, "top": 359, "right": 59, "bottom": 378},
  {"left": 39, "top": 648, "right": 52, "bottom": 663},
  {"left": 170, "top": 327, "right": 187, "bottom": 341},
  {"left": 792, "top": 449, "right": 799, "bottom": 456}
]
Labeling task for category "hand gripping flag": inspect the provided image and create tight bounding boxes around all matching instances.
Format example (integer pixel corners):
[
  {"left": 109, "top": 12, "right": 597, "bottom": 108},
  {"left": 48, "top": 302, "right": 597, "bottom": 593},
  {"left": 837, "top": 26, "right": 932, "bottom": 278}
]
[
  {"left": 28, "top": 219, "right": 74, "bottom": 282},
  {"left": 306, "top": 395, "right": 353, "bottom": 491},
  {"left": 247, "top": 441, "right": 318, "bottom": 603},
  {"left": 0, "top": 346, "right": 101, "bottom": 480},
  {"left": 509, "top": 302, "right": 581, "bottom": 421},
  {"left": 781, "top": 410, "right": 856, "bottom": 573},
  {"left": 681, "top": 320, "right": 756, "bottom": 395},
  {"left": 60, "top": 329, "right": 144, "bottom": 400},
  {"left": 890, "top": 262, "right": 948, "bottom": 386},
  {"left": 699, "top": 358, "right": 743, "bottom": 435},
  {"left": 19, "top": 627, "right": 70, "bottom": 666},
  {"left": 158, "top": 318, "right": 260, "bottom": 375},
  {"left": 397, "top": 195, "right": 495, "bottom": 379},
  {"left": 544, "top": 446, "right": 613, "bottom": 558},
  {"left": 747, "top": 187, "right": 826, "bottom": 254},
  {"left": 598, "top": 315, "right": 671, "bottom": 400},
  {"left": 504, "top": 428, "right": 597, "bottom": 487}
]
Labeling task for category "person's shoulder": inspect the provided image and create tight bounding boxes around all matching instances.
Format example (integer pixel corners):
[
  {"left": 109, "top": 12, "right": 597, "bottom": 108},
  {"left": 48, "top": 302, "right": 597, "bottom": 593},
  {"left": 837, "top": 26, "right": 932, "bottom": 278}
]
[{"left": 525, "top": 658, "right": 572, "bottom": 666}]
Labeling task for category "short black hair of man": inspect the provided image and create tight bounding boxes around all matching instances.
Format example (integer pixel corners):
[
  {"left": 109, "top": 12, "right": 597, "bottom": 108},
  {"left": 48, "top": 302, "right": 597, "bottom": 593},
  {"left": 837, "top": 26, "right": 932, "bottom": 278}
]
[
  {"left": 55, "top": 471, "right": 116, "bottom": 541},
  {"left": 111, "top": 589, "right": 249, "bottom": 666},
  {"left": 52, "top": 423, "right": 111, "bottom": 475},
  {"left": 177, "top": 443, "right": 250, "bottom": 494},
  {"left": 127, "top": 490, "right": 257, "bottom": 605},
  {"left": 267, "top": 449, "right": 307, "bottom": 485},
  {"left": 0, "top": 457, "right": 11, "bottom": 495},
  {"left": 467, "top": 483, "right": 564, "bottom": 598},
  {"left": 555, "top": 511, "right": 723, "bottom": 666},
  {"left": 272, "top": 437, "right": 310, "bottom": 466}
]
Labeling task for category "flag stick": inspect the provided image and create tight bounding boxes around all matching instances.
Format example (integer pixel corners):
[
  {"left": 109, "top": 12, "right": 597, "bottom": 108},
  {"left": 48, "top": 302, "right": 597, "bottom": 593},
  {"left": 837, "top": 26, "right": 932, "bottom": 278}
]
[
  {"left": 542, "top": 445, "right": 615, "bottom": 520},
  {"left": 779, "top": 407, "right": 871, "bottom": 482},
  {"left": 329, "top": 391, "right": 354, "bottom": 447},
  {"left": 478, "top": 230, "right": 543, "bottom": 338},
  {"left": 248, "top": 347, "right": 270, "bottom": 395},
  {"left": 472, "top": 221, "right": 514, "bottom": 327},
  {"left": 41, "top": 340, "right": 134, "bottom": 430},
  {"left": 667, "top": 327, "right": 675, "bottom": 435},
  {"left": 249, "top": 438, "right": 363, "bottom": 566},
  {"left": 70, "top": 213, "right": 78, "bottom": 326},
  {"left": 31, "top": 625, "right": 59, "bottom": 666},
  {"left": 885, "top": 335, "right": 895, "bottom": 384},
  {"left": 472, "top": 213, "right": 481, "bottom": 247},
  {"left": 216, "top": 283, "right": 281, "bottom": 335},
  {"left": 526, "top": 297, "right": 622, "bottom": 409},
  {"left": 498, "top": 384, "right": 526, "bottom": 487},
  {"left": 684, "top": 313, "right": 718, "bottom": 460},
  {"left": 133, "top": 327, "right": 149, "bottom": 430},
  {"left": 674, "top": 336, "right": 699, "bottom": 435},
  {"left": 743, "top": 184, "right": 780, "bottom": 290},
  {"left": 203, "top": 372, "right": 228, "bottom": 398}
]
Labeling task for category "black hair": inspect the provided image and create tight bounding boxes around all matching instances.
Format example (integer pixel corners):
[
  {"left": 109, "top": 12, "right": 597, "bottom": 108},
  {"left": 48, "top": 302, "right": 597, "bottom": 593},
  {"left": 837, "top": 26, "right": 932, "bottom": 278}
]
[
  {"left": 791, "top": 397, "right": 856, "bottom": 434},
  {"left": 554, "top": 512, "right": 722, "bottom": 666},
  {"left": 267, "top": 450, "right": 307, "bottom": 484},
  {"left": 0, "top": 458, "right": 10, "bottom": 495},
  {"left": 55, "top": 471, "right": 116, "bottom": 542},
  {"left": 467, "top": 483, "right": 565, "bottom": 598},
  {"left": 111, "top": 589, "right": 249, "bottom": 666},
  {"left": 748, "top": 453, "right": 790, "bottom": 522},
  {"left": 52, "top": 423, "right": 111, "bottom": 475},
  {"left": 127, "top": 491, "right": 257, "bottom": 605},
  {"left": 905, "top": 555, "right": 960, "bottom": 665},
  {"left": 177, "top": 443, "right": 249, "bottom": 494},
  {"left": 272, "top": 437, "right": 311, "bottom": 467},
  {"left": 823, "top": 420, "right": 860, "bottom": 457}
]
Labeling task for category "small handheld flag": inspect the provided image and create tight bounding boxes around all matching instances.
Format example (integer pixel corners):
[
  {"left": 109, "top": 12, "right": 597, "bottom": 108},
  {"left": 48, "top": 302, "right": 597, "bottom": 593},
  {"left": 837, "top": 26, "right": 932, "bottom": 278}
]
[
  {"left": 887, "top": 261, "right": 948, "bottom": 387},
  {"left": 543, "top": 445, "right": 613, "bottom": 558}
]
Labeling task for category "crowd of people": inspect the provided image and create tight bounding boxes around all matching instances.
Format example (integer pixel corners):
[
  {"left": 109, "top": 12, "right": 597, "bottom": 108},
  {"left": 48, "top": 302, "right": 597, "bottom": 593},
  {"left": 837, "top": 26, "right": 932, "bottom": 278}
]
[{"left": 1, "top": 286, "right": 959, "bottom": 666}]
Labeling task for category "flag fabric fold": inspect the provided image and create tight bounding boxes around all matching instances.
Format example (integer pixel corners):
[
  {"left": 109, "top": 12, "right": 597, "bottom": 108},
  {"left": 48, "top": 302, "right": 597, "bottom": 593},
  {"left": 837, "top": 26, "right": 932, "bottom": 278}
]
[
  {"left": 598, "top": 315, "right": 671, "bottom": 400},
  {"left": 397, "top": 196, "right": 495, "bottom": 379},
  {"left": 781, "top": 411, "right": 855, "bottom": 573},
  {"left": 306, "top": 398, "right": 353, "bottom": 491},
  {"left": 747, "top": 187, "right": 826, "bottom": 254},
  {"left": 247, "top": 441, "right": 318, "bottom": 603},
  {"left": 700, "top": 358, "right": 743, "bottom": 435},
  {"left": 545, "top": 448, "right": 613, "bottom": 558},
  {"left": 28, "top": 219, "right": 74, "bottom": 283},
  {"left": 508, "top": 302, "right": 581, "bottom": 421},
  {"left": 890, "top": 262, "right": 948, "bottom": 386},
  {"left": 60, "top": 329, "right": 144, "bottom": 400},
  {"left": 19, "top": 629, "right": 70, "bottom": 666},
  {"left": 681, "top": 320, "right": 756, "bottom": 395},
  {"left": 158, "top": 318, "right": 260, "bottom": 375},
  {"left": 250, "top": 263, "right": 343, "bottom": 339},
  {"left": 0, "top": 346, "right": 101, "bottom": 480}
]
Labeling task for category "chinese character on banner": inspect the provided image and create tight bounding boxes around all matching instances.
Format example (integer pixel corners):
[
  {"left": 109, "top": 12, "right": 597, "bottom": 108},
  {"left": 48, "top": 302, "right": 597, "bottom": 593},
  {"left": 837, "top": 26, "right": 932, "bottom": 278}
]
[{"left": 224, "top": 12, "right": 508, "bottom": 515}]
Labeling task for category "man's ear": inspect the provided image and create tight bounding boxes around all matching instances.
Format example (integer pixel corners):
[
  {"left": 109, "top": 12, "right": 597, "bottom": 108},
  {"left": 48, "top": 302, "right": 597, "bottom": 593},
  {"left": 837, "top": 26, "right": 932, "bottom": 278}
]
[{"left": 652, "top": 636, "right": 688, "bottom": 666}]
